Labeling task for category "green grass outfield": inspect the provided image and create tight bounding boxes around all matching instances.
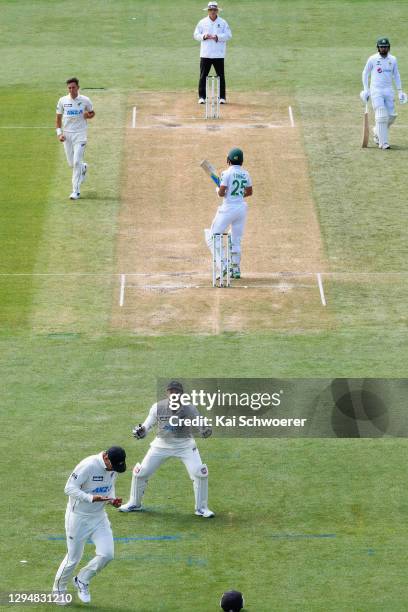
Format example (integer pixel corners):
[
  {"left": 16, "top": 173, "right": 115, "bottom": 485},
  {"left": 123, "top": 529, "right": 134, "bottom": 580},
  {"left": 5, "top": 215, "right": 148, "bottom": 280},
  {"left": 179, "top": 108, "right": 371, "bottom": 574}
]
[{"left": 2, "top": 1, "right": 408, "bottom": 610}]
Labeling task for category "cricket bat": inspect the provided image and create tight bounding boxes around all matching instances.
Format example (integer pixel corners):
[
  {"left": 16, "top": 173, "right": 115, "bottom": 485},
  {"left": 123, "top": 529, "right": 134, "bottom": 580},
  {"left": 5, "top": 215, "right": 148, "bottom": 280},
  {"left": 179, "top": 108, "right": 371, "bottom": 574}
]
[
  {"left": 200, "top": 159, "right": 220, "bottom": 186},
  {"left": 361, "top": 103, "right": 369, "bottom": 148}
]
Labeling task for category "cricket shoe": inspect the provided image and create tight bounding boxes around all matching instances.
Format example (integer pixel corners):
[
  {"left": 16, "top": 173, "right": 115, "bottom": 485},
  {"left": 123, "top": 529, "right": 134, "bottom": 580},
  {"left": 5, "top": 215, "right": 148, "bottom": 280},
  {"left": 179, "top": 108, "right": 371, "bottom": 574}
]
[
  {"left": 381, "top": 143, "right": 390, "bottom": 150},
  {"left": 216, "top": 267, "right": 228, "bottom": 281},
  {"left": 81, "top": 162, "right": 88, "bottom": 183},
  {"left": 220, "top": 99, "right": 226, "bottom": 104},
  {"left": 73, "top": 577, "right": 91, "bottom": 603},
  {"left": 198, "top": 98, "right": 205, "bottom": 104},
  {"left": 195, "top": 507, "right": 215, "bottom": 518},
  {"left": 118, "top": 502, "right": 143, "bottom": 512},
  {"left": 52, "top": 591, "right": 70, "bottom": 606},
  {"left": 231, "top": 265, "right": 241, "bottom": 279},
  {"left": 69, "top": 192, "right": 80, "bottom": 200}
]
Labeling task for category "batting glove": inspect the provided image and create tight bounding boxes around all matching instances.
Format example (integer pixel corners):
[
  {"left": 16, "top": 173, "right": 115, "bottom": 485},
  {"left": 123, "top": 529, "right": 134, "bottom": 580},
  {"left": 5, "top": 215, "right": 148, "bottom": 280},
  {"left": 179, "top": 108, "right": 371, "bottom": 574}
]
[
  {"left": 399, "top": 91, "right": 408, "bottom": 104},
  {"left": 360, "top": 90, "right": 370, "bottom": 104},
  {"left": 132, "top": 424, "right": 146, "bottom": 439}
]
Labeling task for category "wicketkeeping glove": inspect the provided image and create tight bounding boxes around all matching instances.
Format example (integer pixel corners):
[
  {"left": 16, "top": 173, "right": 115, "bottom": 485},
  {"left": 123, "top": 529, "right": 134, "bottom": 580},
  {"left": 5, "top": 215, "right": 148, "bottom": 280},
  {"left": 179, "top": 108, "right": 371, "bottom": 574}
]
[{"left": 132, "top": 424, "right": 146, "bottom": 439}]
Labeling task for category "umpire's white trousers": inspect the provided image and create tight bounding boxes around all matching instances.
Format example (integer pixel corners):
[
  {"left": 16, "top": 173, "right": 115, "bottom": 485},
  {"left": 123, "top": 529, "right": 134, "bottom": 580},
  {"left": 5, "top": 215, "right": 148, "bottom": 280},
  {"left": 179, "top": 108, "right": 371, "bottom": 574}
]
[
  {"left": 53, "top": 508, "right": 114, "bottom": 592},
  {"left": 63, "top": 130, "right": 87, "bottom": 193},
  {"left": 206, "top": 202, "right": 248, "bottom": 264}
]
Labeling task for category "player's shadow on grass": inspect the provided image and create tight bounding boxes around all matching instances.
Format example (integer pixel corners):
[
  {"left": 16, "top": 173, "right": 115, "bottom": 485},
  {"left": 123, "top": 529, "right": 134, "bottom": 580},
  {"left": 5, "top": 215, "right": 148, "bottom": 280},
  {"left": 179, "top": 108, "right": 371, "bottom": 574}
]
[
  {"left": 388, "top": 144, "right": 408, "bottom": 151},
  {"left": 83, "top": 191, "right": 118, "bottom": 201}
]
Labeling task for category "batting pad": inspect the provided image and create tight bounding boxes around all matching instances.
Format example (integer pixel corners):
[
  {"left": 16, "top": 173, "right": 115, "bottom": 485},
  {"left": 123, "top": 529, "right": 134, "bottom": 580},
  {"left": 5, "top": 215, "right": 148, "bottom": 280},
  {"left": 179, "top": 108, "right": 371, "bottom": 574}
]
[{"left": 375, "top": 106, "right": 389, "bottom": 146}]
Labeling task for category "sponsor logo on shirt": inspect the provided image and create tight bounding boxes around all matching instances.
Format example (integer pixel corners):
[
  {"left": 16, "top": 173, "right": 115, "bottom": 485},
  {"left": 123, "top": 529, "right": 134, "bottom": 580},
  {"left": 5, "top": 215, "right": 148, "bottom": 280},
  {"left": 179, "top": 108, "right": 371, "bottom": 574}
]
[
  {"left": 92, "top": 475, "right": 104, "bottom": 481},
  {"left": 66, "top": 109, "right": 83, "bottom": 116},
  {"left": 91, "top": 485, "right": 112, "bottom": 494},
  {"left": 377, "top": 68, "right": 382, "bottom": 73}
]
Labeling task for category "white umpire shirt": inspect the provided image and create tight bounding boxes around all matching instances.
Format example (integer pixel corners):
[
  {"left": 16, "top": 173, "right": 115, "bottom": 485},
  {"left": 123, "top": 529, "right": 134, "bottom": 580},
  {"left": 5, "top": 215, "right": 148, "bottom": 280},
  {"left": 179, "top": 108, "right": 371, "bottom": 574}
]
[
  {"left": 362, "top": 53, "right": 402, "bottom": 94},
  {"left": 56, "top": 94, "right": 94, "bottom": 133},
  {"left": 193, "top": 15, "right": 232, "bottom": 58},
  {"left": 64, "top": 453, "right": 117, "bottom": 515}
]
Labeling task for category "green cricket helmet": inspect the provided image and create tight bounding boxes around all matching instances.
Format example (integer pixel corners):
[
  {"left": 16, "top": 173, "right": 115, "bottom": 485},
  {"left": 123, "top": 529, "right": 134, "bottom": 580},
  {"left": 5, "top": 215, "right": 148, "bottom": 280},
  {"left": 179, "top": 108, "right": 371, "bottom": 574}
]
[
  {"left": 227, "top": 148, "right": 243, "bottom": 165},
  {"left": 377, "top": 37, "right": 390, "bottom": 49}
]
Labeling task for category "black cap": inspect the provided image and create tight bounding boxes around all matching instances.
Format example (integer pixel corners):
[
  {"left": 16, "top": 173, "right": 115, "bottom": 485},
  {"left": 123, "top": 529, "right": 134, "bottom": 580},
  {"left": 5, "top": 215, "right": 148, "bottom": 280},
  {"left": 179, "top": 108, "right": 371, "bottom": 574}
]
[
  {"left": 220, "top": 591, "right": 244, "bottom": 612},
  {"left": 166, "top": 380, "right": 184, "bottom": 393},
  {"left": 107, "top": 446, "right": 126, "bottom": 473}
]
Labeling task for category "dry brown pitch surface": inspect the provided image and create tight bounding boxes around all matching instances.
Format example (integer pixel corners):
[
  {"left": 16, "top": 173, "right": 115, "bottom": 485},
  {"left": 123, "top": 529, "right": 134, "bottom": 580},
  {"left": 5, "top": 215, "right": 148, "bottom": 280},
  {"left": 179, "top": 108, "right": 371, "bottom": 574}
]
[{"left": 113, "top": 92, "right": 330, "bottom": 334}]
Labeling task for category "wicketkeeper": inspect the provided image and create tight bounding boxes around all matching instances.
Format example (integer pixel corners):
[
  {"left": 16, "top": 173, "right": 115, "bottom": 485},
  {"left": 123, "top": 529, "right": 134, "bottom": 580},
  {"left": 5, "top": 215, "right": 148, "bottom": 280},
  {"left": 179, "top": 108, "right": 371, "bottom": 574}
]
[
  {"left": 361, "top": 37, "right": 407, "bottom": 149},
  {"left": 119, "top": 381, "right": 215, "bottom": 518}
]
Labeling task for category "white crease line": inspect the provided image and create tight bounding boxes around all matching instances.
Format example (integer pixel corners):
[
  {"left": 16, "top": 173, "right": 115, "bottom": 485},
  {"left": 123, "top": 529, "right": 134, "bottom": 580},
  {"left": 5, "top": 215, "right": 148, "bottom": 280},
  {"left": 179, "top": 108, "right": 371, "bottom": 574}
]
[
  {"left": 125, "top": 283, "right": 315, "bottom": 290},
  {"left": 316, "top": 273, "right": 327, "bottom": 306},
  {"left": 132, "top": 123, "right": 289, "bottom": 130},
  {"left": 131, "top": 106, "right": 137, "bottom": 129},
  {"left": 288, "top": 106, "right": 295, "bottom": 128},
  {"left": 0, "top": 272, "right": 406, "bottom": 277},
  {"left": 119, "top": 273, "right": 126, "bottom": 307}
]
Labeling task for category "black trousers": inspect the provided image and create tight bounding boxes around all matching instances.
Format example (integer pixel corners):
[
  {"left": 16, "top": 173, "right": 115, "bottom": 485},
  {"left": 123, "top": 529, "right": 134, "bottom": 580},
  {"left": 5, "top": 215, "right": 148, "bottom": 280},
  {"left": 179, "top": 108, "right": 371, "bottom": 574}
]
[{"left": 199, "top": 57, "right": 226, "bottom": 100}]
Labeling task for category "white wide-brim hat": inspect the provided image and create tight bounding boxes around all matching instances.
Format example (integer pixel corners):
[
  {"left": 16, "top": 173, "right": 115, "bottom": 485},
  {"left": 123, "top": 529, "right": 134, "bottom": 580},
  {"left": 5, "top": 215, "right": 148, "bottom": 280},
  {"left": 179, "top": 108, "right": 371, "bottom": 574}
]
[{"left": 203, "top": 2, "right": 223, "bottom": 10}]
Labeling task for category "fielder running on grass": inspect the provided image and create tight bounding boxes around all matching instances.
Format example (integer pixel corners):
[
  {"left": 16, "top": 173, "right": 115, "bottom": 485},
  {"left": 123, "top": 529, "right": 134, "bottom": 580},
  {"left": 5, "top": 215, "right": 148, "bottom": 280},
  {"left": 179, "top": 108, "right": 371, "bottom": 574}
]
[
  {"left": 361, "top": 37, "right": 407, "bottom": 150},
  {"left": 56, "top": 77, "right": 95, "bottom": 200},
  {"left": 119, "top": 381, "right": 215, "bottom": 518},
  {"left": 52, "top": 447, "right": 126, "bottom": 605},
  {"left": 204, "top": 148, "right": 252, "bottom": 279}
]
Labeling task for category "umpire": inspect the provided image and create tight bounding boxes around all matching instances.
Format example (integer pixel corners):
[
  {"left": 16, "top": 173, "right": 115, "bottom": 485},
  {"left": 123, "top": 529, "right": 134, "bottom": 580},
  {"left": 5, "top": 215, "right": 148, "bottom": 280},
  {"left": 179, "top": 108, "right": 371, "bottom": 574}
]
[{"left": 193, "top": 1, "right": 232, "bottom": 104}]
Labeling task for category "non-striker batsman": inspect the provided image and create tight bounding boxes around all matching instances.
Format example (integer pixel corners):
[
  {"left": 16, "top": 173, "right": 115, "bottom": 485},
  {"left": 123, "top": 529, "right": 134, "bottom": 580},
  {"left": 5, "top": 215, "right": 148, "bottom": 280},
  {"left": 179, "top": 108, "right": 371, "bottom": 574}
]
[{"left": 361, "top": 37, "right": 407, "bottom": 149}]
